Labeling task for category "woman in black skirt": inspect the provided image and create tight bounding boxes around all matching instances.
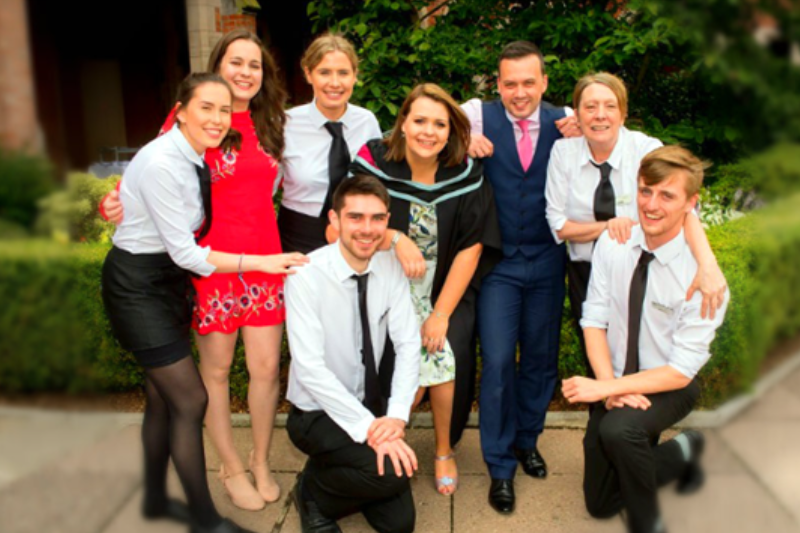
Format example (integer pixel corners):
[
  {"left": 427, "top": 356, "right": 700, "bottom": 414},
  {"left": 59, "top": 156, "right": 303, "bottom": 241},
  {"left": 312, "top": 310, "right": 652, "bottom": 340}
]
[{"left": 102, "top": 72, "right": 306, "bottom": 533}]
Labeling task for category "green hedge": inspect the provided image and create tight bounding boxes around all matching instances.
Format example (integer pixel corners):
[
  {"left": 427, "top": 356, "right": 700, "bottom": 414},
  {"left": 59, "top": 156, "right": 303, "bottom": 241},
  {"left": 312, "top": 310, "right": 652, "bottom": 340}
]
[{"left": 2, "top": 196, "right": 799, "bottom": 406}]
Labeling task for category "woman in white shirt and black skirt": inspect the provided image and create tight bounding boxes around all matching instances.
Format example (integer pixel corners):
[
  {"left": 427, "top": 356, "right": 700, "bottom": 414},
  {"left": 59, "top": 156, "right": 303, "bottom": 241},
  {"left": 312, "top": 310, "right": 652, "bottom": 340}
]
[{"left": 101, "top": 72, "right": 306, "bottom": 533}]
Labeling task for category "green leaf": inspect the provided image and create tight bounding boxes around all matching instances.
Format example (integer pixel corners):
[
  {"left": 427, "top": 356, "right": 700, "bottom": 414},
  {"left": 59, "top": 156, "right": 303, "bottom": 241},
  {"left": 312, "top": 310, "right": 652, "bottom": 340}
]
[
  {"left": 386, "top": 101, "right": 398, "bottom": 115},
  {"left": 355, "top": 23, "right": 368, "bottom": 36}
]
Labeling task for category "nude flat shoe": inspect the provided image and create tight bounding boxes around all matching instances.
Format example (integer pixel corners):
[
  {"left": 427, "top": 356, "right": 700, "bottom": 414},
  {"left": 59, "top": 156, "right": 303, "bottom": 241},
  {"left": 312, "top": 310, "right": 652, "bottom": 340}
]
[
  {"left": 249, "top": 449, "right": 281, "bottom": 503},
  {"left": 218, "top": 463, "right": 266, "bottom": 511}
]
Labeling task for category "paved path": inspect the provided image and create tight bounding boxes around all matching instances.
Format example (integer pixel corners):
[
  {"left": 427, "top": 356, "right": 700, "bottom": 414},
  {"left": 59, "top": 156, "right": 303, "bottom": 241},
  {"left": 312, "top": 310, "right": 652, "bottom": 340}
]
[{"left": 2, "top": 365, "right": 800, "bottom": 533}]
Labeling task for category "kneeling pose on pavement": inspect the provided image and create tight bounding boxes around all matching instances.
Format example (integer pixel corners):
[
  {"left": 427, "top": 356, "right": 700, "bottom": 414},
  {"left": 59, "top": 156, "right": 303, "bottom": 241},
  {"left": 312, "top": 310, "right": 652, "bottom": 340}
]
[
  {"left": 285, "top": 175, "right": 421, "bottom": 533},
  {"left": 562, "top": 145, "right": 729, "bottom": 533}
]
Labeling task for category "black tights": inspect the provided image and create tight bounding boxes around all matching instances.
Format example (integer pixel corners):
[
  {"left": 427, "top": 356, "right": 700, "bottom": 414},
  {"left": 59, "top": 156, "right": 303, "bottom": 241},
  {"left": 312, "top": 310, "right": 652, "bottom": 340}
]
[{"left": 142, "top": 356, "right": 221, "bottom": 528}]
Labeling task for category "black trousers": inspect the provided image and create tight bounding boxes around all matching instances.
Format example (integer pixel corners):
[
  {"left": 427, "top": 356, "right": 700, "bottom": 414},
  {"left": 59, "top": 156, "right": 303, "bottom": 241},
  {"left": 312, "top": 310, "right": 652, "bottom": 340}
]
[
  {"left": 566, "top": 259, "right": 592, "bottom": 374},
  {"left": 583, "top": 381, "right": 700, "bottom": 533},
  {"left": 287, "top": 408, "right": 415, "bottom": 533}
]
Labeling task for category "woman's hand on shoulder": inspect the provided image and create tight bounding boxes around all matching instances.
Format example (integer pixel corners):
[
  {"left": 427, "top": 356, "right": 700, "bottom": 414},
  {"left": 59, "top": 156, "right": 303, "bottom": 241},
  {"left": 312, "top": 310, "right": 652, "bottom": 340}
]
[
  {"left": 606, "top": 217, "right": 638, "bottom": 244},
  {"left": 395, "top": 233, "right": 426, "bottom": 279}
]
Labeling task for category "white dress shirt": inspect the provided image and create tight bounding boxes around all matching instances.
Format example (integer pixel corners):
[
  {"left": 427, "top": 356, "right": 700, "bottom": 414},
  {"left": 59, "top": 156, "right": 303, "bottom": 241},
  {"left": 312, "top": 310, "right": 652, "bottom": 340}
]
[
  {"left": 281, "top": 102, "right": 382, "bottom": 217},
  {"left": 285, "top": 243, "right": 421, "bottom": 443},
  {"left": 112, "top": 124, "right": 215, "bottom": 277},
  {"left": 545, "top": 127, "right": 662, "bottom": 262},
  {"left": 461, "top": 98, "right": 573, "bottom": 161},
  {"left": 581, "top": 227, "right": 728, "bottom": 379}
]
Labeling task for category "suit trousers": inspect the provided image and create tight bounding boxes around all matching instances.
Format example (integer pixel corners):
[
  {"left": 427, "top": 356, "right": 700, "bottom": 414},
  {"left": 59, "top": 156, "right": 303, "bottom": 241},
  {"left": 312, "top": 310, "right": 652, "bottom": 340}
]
[
  {"left": 287, "top": 407, "right": 415, "bottom": 533},
  {"left": 583, "top": 381, "right": 700, "bottom": 533},
  {"left": 477, "top": 250, "right": 565, "bottom": 479}
]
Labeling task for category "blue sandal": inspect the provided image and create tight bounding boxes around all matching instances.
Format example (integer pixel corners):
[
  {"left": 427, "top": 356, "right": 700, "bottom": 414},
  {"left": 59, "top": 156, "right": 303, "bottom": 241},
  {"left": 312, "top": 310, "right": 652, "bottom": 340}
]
[{"left": 434, "top": 452, "right": 458, "bottom": 495}]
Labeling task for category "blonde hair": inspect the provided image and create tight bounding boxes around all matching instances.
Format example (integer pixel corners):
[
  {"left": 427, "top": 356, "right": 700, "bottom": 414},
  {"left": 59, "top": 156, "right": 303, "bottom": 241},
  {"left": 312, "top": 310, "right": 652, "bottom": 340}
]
[
  {"left": 639, "top": 145, "right": 707, "bottom": 197},
  {"left": 300, "top": 33, "right": 359, "bottom": 73},
  {"left": 573, "top": 72, "right": 629, "bottom": 118},
  {"left": 384, "top": 83, "right": 471, "bottom": 167}
]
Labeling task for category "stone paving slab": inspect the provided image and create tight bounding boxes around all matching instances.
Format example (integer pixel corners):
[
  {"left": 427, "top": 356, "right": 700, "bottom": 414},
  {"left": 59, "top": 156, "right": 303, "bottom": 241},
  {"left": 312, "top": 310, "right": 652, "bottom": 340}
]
[
  {"left": 453, "top": 473, "right": 624, "bottom": 533},
  {"left": 735, "top": 382, "right": 800, "bottom": 422},
  {"left": 660, "top": 473, "right": 800, "bottom": 533},
  {"left": 719, "top": 419, "right": 800, "bottom": 524}
]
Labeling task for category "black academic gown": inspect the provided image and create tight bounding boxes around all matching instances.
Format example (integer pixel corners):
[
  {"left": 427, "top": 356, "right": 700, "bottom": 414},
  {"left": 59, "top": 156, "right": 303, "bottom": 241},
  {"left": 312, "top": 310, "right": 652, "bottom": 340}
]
[{"left": 351, "top": 139, "right": 502, "bottom": 445}]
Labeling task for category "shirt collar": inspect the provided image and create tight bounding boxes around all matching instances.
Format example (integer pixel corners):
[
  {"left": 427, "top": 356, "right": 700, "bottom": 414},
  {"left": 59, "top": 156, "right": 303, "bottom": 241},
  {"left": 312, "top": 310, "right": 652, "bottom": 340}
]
[
  {"left": 166, "top": 123, "right": 205, "bottom": 169},
  {"left": 580, "top": 126, "right": 629, "bottom": 170},
  {"left": 631, "top": 226, "right": 686, "bottom": 266},
  {"left": 308, "top": 99, "right": 354, "bottom": 131},
  {"left": 329, "top": 242, "right": 379, "bottom": 284},
  {"left": 504, "top": 104, "right": 540, "bottom": 129}
]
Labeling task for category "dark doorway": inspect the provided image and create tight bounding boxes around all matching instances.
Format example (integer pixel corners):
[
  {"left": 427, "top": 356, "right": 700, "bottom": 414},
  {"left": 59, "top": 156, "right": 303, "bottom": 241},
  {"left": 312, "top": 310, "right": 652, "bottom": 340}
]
[{"left": 28, "top": 0, "right": 190, "bottom": 174}]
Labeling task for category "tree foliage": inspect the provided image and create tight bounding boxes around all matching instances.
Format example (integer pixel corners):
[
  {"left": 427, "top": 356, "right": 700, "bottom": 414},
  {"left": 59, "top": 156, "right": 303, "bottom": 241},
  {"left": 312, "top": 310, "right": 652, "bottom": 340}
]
[{"left": 307, "top": 0, "right": 800, "bottom": 163}]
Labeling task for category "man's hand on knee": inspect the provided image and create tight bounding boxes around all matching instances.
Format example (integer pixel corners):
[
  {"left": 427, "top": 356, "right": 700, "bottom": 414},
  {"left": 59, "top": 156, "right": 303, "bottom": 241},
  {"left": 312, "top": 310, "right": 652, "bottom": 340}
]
[
  {"left": 605, "top": 394, "right": 651, "bottom": 411},
  {"left": 373, "top": 439, "right": 418, "bottom": 478},
  {"left": 367, "top": 417, "right": 406, "bottom": 448}
]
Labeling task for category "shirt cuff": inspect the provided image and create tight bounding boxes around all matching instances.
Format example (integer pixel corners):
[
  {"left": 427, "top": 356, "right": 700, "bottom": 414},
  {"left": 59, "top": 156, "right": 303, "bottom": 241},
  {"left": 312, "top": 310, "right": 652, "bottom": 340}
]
[
  {"left": 386, "top": 401, "right": 411, "bottom": 423},
  {"left": 350, "top": 413, "right": 376, "bottom": 444},
  {"left": 548, "top": 216, "right": 566, "bottom": 244},
  {"left": 195, "top": 245, "right": 216, "bottom": 277},
  {"left": 580, "top": 306, "right": 609, "bottom": 330},
  {"left": 668, "top": 347, "right": 710, "bottom": 380}
]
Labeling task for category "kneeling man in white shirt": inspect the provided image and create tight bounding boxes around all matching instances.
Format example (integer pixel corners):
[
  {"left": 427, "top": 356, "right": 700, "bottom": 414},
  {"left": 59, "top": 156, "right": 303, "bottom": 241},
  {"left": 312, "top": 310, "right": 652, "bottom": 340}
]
[
  {"left": 562, "top": 145, "right": 729, "bottom": 533},
  {"left": 285, "top": 174, "right": 420, "bottom": 533}
]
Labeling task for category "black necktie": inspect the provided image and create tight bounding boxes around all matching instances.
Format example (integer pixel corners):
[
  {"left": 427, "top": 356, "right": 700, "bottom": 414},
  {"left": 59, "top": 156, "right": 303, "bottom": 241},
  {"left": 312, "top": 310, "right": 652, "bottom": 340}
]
[
  {"left": 592, "top": 161, "right": 616, "bottom": 222},
  {"left": 321, "top": 121, "right": 350, "bottom": 216},
  {"left": 352, "top": 274, "right": 385, "bottom": 416},
  {"left": 196, "top": 162, "right": 212, "bottom": 242},
  {"left": 625, "top": 250, "right": 656, "bottom": 376}
]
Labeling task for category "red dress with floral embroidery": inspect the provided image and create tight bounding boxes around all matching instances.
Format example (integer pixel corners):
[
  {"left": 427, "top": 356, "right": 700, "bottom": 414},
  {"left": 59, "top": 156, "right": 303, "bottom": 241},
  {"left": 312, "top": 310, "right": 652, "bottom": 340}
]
[{"left": 191, "top": 111, "right": 284, "bottom": 333}]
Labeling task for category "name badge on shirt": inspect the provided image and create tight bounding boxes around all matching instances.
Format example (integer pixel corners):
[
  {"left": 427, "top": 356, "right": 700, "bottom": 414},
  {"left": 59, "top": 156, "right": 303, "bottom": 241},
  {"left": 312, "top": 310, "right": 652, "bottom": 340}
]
[
  {"left": 651, "top": 301, "right": 675, "bottom": 316},
  {"left": 616, "top": 194, "right": 632, "bottom": 206}
]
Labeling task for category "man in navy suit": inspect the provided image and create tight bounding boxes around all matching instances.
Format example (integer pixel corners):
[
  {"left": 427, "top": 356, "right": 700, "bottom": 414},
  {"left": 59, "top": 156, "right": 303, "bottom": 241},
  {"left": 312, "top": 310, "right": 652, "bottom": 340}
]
[{"left": 461, "top": 41, "right": 580, "bottom": 514}]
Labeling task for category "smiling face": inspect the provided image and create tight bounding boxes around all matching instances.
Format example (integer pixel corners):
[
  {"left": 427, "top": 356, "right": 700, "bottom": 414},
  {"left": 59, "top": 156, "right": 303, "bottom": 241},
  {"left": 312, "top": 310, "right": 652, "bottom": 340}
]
[
  {"left": 305, "top": 50, "right": 356, "bottom": 121},
  {"left": 497, "top": 55, "right": 548, "bottom": 119},
  {"left": 578, "top": 82, "right": 624, "bottom": 154},
  {"left": 637, "top": 170, "right": 697, "bottom": 249},
  {"left": 217, "top": 38, "right": 263, "bottom": 111},
  {"left": 401, "top": 96, "right": 450, "bottom": 164},
  {"left": 176, "top": 82, "right": 233, "bottom": 154},
  {"left": 329, "top": 193, "right": 389, "bottom": 272}
]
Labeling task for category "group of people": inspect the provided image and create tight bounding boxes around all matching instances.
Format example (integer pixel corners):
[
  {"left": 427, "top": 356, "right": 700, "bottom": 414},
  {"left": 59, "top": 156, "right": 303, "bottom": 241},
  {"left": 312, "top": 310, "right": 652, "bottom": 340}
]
[{"left": 99, "top": 29, "right": 729, "bottom": 533}]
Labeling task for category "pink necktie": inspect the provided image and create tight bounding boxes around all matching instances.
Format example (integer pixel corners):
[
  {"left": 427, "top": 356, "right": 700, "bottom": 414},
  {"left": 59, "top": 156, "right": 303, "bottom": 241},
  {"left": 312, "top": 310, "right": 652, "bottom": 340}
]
[{"left": 517, "top": 119, "right": 533, "bottom": 172}]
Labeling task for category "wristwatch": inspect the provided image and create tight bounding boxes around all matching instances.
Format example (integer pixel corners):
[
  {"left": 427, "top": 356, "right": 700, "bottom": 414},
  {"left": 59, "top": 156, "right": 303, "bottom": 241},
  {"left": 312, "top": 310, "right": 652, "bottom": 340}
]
[{"left": 390, "top": 231, "right": 402, "bottom": 250}]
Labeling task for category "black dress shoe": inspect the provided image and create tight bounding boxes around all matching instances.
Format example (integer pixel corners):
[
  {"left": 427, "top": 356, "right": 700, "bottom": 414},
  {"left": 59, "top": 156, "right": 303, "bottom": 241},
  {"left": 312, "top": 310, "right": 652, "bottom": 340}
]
[
  {"left": 676, "top": 430, "right": 705, "bottom": 494},
  {"left": 190, "top": 518, "right": 257, "bottom": 533},
  {"left": 142, "top": 497, "right": 191, "bottom": 524},
  {"left": 515, "top": 448, "right": 548, "bottom": 478},
  {"left": 292, "top": 473, "right": 342, "bottom": 533},
  {"left": 488, "top": 478, "right": 515, "bottom": 514}
]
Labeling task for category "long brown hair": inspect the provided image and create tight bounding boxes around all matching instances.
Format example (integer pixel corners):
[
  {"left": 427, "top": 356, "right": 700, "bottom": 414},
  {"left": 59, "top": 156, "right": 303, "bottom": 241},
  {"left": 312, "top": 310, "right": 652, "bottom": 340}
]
[
  {"left": 384, "top": 83, "right": 471, "bottom": 167},
  {"left": 207, "top": 29, "right": 287, "bottom": 158}
]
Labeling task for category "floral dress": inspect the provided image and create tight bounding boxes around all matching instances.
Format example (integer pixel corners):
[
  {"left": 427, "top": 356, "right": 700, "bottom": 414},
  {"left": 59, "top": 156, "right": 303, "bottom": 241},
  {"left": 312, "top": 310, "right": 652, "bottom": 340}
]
[
  {"left": 190, "top": 111, "right": 285, "bottom": 333},
  {"left": 409, "top": 203, "right": 456, "bottom": 386}
]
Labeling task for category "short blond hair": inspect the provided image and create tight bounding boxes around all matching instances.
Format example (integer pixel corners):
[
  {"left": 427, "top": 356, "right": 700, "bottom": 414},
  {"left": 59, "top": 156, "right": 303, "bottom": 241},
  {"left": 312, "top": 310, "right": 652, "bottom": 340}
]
[
  {"left": 300, "top": 33, "right": 359, "bottom": 73},
  {"left": 573, "top": 72, "right": 629, "bottom": 118},
  {"left": 639, "top": 145, "right": 707, "bottom": 197}
]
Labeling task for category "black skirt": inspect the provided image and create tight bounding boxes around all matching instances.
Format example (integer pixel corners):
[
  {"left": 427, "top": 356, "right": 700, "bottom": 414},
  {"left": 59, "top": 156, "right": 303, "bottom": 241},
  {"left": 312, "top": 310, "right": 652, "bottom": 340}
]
[
  {"left": 277, "top": 205, "right": 329, "bottom": 254},
  {"left": 102, "top": 246, "right": 192, "bottom": 367}
]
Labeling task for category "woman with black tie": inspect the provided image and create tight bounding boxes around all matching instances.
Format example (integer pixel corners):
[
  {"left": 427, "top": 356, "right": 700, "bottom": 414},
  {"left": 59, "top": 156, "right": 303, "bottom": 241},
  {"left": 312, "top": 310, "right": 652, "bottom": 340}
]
[
  {"left": 278, "top": 33, "right": 382, "bottom": 253},
  {"left": 545, "top": 72, "right": 727, "bottom": 362},
  {"left": 101, "top": 73, "right": 306, "bottom": 533}
]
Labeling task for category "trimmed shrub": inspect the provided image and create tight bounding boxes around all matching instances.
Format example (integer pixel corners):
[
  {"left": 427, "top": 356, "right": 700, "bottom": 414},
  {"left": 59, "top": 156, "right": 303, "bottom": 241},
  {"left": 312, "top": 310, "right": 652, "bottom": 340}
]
[{"left": 0, "top": 149, "right": 55, "bottom": 230}]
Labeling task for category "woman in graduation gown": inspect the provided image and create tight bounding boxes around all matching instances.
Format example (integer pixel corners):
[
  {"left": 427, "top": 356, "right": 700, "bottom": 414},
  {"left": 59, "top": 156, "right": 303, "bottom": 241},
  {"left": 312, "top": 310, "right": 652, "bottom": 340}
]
[{"left": 349, "top": 83, "right": 502, "bottom": 495}]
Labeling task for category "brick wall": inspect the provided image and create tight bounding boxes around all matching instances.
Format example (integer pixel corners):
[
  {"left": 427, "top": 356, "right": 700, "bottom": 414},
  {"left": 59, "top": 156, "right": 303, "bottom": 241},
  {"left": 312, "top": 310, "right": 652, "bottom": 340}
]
[{"left": 0, "top": 0, "right": 43, "bottom": 152}]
